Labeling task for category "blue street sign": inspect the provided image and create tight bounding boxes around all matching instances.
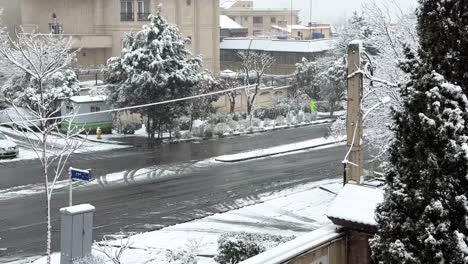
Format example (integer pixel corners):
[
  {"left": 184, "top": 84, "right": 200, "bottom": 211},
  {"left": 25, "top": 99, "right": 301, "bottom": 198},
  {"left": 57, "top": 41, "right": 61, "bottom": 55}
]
[{"left": 71, "top": 168, "right": 91, "bottom": 182}]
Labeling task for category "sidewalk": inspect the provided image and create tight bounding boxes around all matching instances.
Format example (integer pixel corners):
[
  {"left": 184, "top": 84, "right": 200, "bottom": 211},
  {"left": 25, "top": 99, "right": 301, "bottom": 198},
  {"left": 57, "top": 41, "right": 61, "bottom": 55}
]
[
  {"left": 215, "top": 136, "right": 346, "bottom": 162},
  {"left": 24, "top": 178, "right": 343, "bottom": 264}
]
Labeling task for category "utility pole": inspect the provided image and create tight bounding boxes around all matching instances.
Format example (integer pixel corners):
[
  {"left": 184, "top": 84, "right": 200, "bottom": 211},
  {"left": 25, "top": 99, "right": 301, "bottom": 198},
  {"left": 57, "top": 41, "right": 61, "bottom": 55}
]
[
  {"left": 309, "top": 0, "right": 312, "bottom": 39},
  {"left": 345, "top": 40, "right": 364, "bottom": 184}
]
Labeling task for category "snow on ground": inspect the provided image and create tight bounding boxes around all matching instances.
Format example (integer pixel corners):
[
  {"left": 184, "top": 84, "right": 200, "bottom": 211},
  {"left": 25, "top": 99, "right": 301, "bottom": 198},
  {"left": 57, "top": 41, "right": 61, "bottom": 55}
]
[
  {"left": 0, "top": 126, "right": 130, "bottom": 164},
  {"left": 0, "top": 147, "right": 38, "bottom": 163},
  {"left": 215, "top": 135, "right": 346, "bottom": 162},
  {"left": 24, "top": 178, "right": 342, "bottom": 264}
]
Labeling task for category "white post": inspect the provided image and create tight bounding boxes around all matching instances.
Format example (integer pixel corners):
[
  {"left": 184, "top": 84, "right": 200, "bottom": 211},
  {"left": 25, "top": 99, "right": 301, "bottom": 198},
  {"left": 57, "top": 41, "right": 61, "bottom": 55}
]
[{"left": 69, "top": 167, "right": 73, "bottom": 207}]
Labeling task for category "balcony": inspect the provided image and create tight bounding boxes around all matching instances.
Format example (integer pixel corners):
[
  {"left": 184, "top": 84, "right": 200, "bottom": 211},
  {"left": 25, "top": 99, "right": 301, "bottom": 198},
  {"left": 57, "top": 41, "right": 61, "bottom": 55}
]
[
  {"left": 120, "top": 12, "right": 134, "bottom": 22},
  {"left": 69, "top": 35, "right": 113, "bottom": 49},
  {"left": 137, "top": 12, "right": 150, "bottom": 21}
]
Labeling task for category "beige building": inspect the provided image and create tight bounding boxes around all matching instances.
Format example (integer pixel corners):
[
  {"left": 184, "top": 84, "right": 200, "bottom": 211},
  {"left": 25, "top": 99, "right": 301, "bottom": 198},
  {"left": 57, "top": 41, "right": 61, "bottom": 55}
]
[
  {"left": 272, "top": 24, "right": 334, "bottom": 40},
  {"left": 221, "top": 0, "right": 299, "bottom": 36},
  {"left": 0, "top": 0, "right": 220, "bottom": 73}
]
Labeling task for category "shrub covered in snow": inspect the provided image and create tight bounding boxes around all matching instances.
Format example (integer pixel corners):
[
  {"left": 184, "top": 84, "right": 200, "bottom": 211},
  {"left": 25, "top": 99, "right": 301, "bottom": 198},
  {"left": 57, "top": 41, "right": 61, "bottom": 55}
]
[
  {"left": 214, "top": 123, "right": 232, "bottom": 137},
  {"left": 177, "top": 116, "right": 192, "bottom": 131},
  {"left": 275, "top": 116, "right": 287, "bottom": 126},
  {"left": 263, "top": 118, "right": 273, "bottom": 127},
  {"left": 287, "top": 114, "right": 298, "bottom": 126},
  {"left": 227, "top": 120, "right": 240, "bottom": 131},
  {"left": 297, "top": 111, "right": 305, "bottom": 124},
  {"left": 250, "top": 117, "right": 262, "bottom": 128},
  {"left": 216, "top": 232, "right": 295, "bottom": 264},
  {"left": 192, "top": 122, "right": 214, "bottom": 138}
]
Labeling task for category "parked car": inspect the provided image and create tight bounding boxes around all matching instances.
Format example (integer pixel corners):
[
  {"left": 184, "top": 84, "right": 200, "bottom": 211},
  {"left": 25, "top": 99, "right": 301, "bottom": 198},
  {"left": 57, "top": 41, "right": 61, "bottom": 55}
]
[
  {"left": 0, "top": 107, "right": 41, "bottom": 129},
  {"left": 0, "top": 132, "right": 19, "bottom": 158}
]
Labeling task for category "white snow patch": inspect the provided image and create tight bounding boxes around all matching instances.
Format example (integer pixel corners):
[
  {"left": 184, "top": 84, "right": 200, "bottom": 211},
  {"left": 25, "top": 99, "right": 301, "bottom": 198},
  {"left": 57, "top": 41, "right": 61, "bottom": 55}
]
[
  {"left": 327, "top": 184, "right": 383, "bottom": 226},
  {"left": 215, "top": 136, "right": 346, "bottom": 162},
  {"left": 23, "top": 178, "right": 343, "bottom": 264}
]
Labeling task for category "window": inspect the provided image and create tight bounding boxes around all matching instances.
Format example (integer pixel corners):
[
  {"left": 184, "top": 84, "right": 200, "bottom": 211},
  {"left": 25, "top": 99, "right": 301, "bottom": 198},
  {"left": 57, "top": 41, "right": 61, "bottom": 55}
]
[
  {"left": 90, "top": 106, "right": 101, "bottom": 113},
  {"left": 253, "top": 16, "right": 263, "bottom": 24},
  {"left": 243, "top": 16, "right": 248, "bottom": 21},
  {"left": 137, "top": 0, "right": 150, "bottom": 21},
  {"left": 270, "top": 17, "right": 276, "bottom": 23},
  {"left": 121, "top": 0, "right": 134, "bottom": 21},
  {"left": 187, "top": 0, "right": 191, "bottom": 5}
]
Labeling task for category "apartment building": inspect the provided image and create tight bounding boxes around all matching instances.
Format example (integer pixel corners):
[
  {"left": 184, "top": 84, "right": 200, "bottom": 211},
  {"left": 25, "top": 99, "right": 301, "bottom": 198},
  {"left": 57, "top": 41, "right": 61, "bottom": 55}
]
[
  {"left": 0, "top": 0, "right": 220, "bottom": 73},
  {"left": 221, "top": 0, "right": 299, "bottom": 36}
]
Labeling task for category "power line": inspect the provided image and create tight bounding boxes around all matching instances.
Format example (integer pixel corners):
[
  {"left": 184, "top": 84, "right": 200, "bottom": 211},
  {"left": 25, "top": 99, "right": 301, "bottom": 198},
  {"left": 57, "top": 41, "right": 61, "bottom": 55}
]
[{"left": 0, "top": 84, "right": 292, "bottom": 126}]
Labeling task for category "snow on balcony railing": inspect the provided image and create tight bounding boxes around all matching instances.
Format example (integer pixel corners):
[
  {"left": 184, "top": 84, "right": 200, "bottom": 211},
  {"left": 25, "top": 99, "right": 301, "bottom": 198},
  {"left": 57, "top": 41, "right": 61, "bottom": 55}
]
[{"left": 239, "top": 225, "right": 344, "bottom": 264}]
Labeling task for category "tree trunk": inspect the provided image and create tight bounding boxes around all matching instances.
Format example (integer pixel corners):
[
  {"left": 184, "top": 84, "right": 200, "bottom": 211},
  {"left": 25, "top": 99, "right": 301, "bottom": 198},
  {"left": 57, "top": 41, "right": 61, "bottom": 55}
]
[{"left": 229, "top": 96, "right": 236, "bottom": 113}]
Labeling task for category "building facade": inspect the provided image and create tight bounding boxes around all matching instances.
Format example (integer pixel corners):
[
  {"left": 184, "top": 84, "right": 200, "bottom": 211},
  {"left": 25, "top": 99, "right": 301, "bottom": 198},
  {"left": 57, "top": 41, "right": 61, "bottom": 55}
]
[
  {"left": 221, "top": 0, "right": 299, "bottom": 36},
  {"left": 0, "top": 0, "right": 220, "bottom": 73},
  {"left": 220, "top": 38, "right": 337, "bottom": 75}
]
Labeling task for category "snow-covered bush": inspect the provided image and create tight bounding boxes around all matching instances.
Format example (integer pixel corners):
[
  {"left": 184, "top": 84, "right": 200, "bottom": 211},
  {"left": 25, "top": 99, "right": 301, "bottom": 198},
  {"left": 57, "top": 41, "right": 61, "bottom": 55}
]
[
  {"left": 227, "top": 120, "right": 240, "bottom": 131},
  {"left": 287, "top": 113, "right": 298, "bottom": 126},
  {"left": 263, "top": 118, "right": 273, "bottom": 127},
  {"left": 275, "top": 116, "right": 287, "bottom": 126},
  {"left": 216, "top": 232, "right": 295, "bottom": 264},
  {"left": 182, "top": 131, "right": 192, "bottom": 139},
  {"left": 250, "top": 117, "right": 262, "bottom": 128},
  {"left": 238, "top": 119, "right": 251, "bottom": 130},
  {"left": 297, "top": 111, "right": 305, "bottom": 124},
  {"left": 214, "top": 123, "right": 232, "bottom": 137},
  {"left": 177, "top": 116, "right": 191, "bottom": 131},
  {"left": 192, "top": 123, "right": 214, "bottom": 138},
  {"left": 209, "top": 113, "right": 231, "bottom": 125},
  {"left": 73, "top": 255, "right": 106, "bottom": 264}
]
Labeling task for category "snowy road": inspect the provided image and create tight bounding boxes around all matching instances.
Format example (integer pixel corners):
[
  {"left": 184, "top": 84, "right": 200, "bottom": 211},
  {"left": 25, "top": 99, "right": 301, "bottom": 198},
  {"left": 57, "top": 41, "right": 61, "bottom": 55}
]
[
  {"left": 0, "top": 123, "right": 331, "bottom": 189},
  {"left": 0, "top": 144, "right": 346, "bottom": 262}
]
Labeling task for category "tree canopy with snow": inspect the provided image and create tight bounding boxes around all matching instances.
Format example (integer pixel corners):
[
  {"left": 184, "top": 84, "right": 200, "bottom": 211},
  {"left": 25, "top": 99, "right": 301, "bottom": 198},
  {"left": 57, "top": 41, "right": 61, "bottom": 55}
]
[
  {"left": 371, "top": 0, "right": 468, "bottom": 262},
  {"left": 106, "top": 10, "right": 202, "bottom": 139},
  {"left": 318, "top": 57, "right": 347, "bottom": 117}
]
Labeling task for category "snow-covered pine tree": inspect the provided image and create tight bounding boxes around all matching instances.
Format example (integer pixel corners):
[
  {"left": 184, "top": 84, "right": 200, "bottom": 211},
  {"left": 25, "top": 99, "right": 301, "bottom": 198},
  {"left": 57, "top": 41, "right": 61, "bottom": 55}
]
[
  {"left": 106, "top": 9, "right": 202, "bottom": 139},
  {"left": 418, "top": 0, "right": 468, "bottom": 90},
  {"left": 292, "top": 58, "right": 321, "bottom": 101},
  {"left": 318, "top": 57, "right": 347, "bottom": 117},
  {"left": 370, "top": 1, "right": 468, "bottom": 261}
]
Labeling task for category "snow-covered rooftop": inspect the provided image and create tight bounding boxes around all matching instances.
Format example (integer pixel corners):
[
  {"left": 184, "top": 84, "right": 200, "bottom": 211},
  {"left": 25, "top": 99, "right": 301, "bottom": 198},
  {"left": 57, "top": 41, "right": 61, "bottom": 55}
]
[
  {"left": 220, "top": 0, "right": 237, "bottom": 9},
  {"left": 60, "top": 204, "right": 95, "bottom": 215},
  {"left": 220, "top": 38, "right": 337, "bottom": 53},
  {"left": 327, "top": 184, "right": 383, "bottom": 227},
  {"left": 69, "top": 95, "right": 107, "bottom": 103},
  {"left": 220, "top": 15, "right": 244, "bottom": 29},
  {"left": 240, "top": 225, "right": 343, "bottom": 264}
]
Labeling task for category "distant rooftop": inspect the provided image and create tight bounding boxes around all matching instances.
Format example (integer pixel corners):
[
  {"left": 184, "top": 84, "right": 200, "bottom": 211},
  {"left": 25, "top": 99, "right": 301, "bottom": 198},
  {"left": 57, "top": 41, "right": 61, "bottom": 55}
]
[
  {"left": 220, "top": 38, "right": 337, "bottom": 53},
  {"left": 220, "top": 15, "right": 244, "bottom": 29}
]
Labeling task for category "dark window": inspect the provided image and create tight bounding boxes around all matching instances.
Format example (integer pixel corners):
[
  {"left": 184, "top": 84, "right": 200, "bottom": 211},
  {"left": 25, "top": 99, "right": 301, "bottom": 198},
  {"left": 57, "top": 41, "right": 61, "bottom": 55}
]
[
  {"left": 253, "top": 16, "right": 263, "bottom": 24},
  {"left": 137, "top": 0, "right": 150, "bottom": 21},
  {"left": 90, "top": 106, "right": 101, "bottom": 112},
  {"left": 270, "top": 17, "right": 276, "bottom": 23},
  {"left": 187, "top": 0, "right": 191, "bottom": 5},
  {"left": 121, "top": 0, "right": 134, "bottom": 21}
]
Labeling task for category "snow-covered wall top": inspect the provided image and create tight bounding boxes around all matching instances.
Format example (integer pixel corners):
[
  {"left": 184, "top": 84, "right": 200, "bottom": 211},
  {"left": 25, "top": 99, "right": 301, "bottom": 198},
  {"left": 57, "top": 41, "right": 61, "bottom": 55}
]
[
  {"left": 326, "top": 184, "right": 383, "bottom": 226},
  {"left": 220, "top": 38, "right": 337, "bottom": 53}
]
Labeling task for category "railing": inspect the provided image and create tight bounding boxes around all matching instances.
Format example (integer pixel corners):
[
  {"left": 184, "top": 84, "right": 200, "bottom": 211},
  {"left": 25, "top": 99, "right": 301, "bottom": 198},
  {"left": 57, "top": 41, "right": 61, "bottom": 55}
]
[
  {"left": 137, "top": 12, "right": 150, "bottom": 21},
  {"left": 120, "top": 12, "right": 134, "bottom": 21}
]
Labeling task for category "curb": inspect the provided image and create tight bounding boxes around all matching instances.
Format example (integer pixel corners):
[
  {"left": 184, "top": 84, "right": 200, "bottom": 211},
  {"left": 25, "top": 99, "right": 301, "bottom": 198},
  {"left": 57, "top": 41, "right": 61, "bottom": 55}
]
[
  {"left": 75, "top": 135, "right": 131, "bottom": 146},
  {"left": 215, "top": 140, "right": 347, "bottom": 163}
]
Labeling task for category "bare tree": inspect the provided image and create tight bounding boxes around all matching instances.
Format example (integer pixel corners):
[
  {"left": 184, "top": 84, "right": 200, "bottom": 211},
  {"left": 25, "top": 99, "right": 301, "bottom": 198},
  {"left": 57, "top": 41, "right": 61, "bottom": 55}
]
[
  {"left": 238, "top": 51, "right": 275, "bottom": 116},
  {"left": 0, "top": 29, "right": 84, "bottom": 264},
  {"left": 331, "top": 1, "right": 418, "bottom": 162}
]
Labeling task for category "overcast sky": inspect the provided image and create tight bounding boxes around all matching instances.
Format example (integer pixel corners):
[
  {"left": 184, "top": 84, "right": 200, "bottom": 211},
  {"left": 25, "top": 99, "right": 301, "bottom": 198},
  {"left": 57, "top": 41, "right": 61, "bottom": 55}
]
[{"left": 254, "top": 0, "right": 418, "bottom": 25}]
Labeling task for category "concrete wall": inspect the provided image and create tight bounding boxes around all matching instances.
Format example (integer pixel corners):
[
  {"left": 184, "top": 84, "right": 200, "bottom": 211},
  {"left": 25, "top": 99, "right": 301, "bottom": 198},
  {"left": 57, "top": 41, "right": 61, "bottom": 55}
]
[
  {"left": 11, "top": 0, "right": 220, "bottom": 73},
  {"left": 286, "top": 238, "right": 347, "bottom": 264},
  {"left": 212, "top": 87, "right": 287, "bottom": 113}
]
